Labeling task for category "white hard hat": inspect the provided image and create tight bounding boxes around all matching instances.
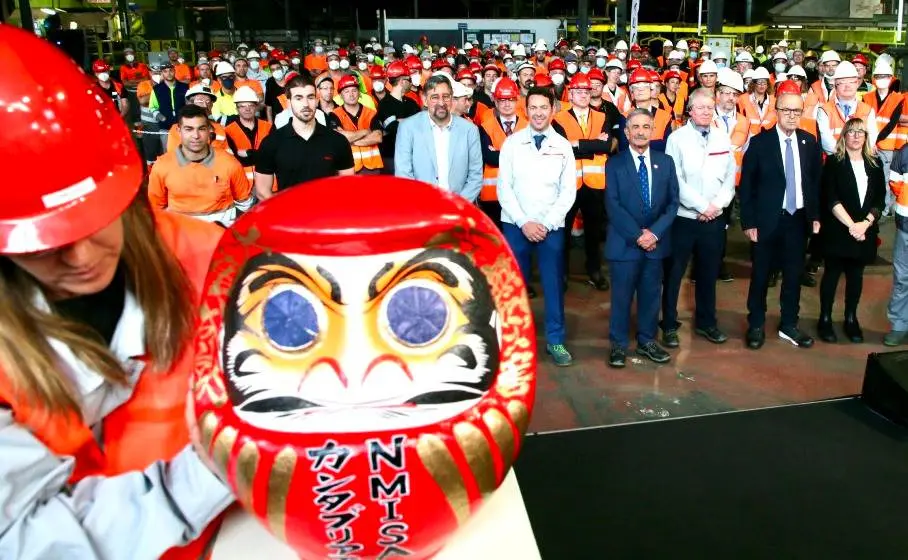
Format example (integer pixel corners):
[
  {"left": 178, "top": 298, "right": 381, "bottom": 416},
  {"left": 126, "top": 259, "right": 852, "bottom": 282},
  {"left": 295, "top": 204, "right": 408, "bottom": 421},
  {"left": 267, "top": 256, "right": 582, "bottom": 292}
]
[
  {"left": 717, "top": 67, "right": 744, "bottom": 93},
  {"left": 233, "top": 85, "right": 259, "bottom": 104},
  {"left": 772, "top": 51, "right": 788, "bottom": 60},
  {"left": 676, "top": 39, "right": 689, "bottom": 50},
  {"left": 713, "top": 51, "right": 728, "bottom": 61},
  {"left": 787, "top": 65, "right": 808, "bottom": 78},
  {"left": 246, "top": 50, "right": 261, "bottom": 59},
  {"left": 463, "top": 42, "right": 473, "bottom": 50},
  {"left": 185, "top": 84, "right": 218, "bottom": 101},
  {"left": 615, "top": 39, "right": 629, "bottom": 50},
  {"left": 663, "top": 39, "right": 674, "bottom": 47},
  {"left": 533, "top": 40, "right": 547, "bottom": 51},
  {"left": 735, "top": 51, "right": 754, "bottom": 63},
  {"left": 819, "top": 50, "right": 841, "bottom": 63},
  {"left": 701, "top": 44, "right": 712, "bottom": 53},
  {"left": 513, "top": 44, "right": 526, "bottom": 57},
  {"left": 833, "top": 60, "right": 859, "bottom": 80},
  {"left": 605, "top": 58, "right": 624, "bottom": 70},
  {"left": 751, "top": 66, "right": 771, "bottom": 80},
  {"left": 596, "top": 47, "right": 608, "bottom": 57},
  {"left": 778, "top": 39, "right": 789, "bottom": 47},
  {"left": 452, "top": 80, "right": 473, "bottom": 98},
  {"left": 668, "top": 50, "right": 685, "bottom": 60},
  {"left": 214, "top": 61, "right": 235, "bottom": 76},
  {"left": 755, "top": 45, "right": 765, "bottom": 54},
  {"left": 697, "top": 59, "right": 718, "bottom": 74},
  {"left": 873, "top": 59, "right": 894, "bottom": 76},
  {"left": 743, "top": 69, "right": 756, "bottom": 80}
]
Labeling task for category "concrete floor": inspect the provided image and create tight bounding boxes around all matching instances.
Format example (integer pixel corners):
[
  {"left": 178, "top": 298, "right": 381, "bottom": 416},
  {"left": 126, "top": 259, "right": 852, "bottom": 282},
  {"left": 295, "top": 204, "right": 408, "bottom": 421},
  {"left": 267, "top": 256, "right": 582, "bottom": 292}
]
[{"left": 526, "top": 219, "right": 901, "bottom": 433}]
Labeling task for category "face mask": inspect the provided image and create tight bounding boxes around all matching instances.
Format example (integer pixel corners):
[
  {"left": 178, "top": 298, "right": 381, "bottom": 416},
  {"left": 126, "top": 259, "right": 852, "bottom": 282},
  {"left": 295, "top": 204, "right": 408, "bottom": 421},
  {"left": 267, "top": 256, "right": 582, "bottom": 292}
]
[
  {"left": 292, "top": 57, "right": 301, "bottom": 65},
  {"left": 689, "top": 51, "right": 699, "bottom": 60},
  {"left": 515, "top": 58, "right": 526, "bottom": 65},
  {"left": 358, "top": 62, "right": 368, "bottom": 71},
  {"left": 260, "top": 51, "right": 268, "bottom": 59},
  {"left": 221, "top": 77, "right": 235, "bottom": 89},
  {"left": 367, "top": 54, "right": 375, "bottom": 62},
  {"left": 774, "top": 63, "right": 786, "bottom": 73},
  {"left": 177, "top": 57, "right": 185, "bottom": 64},
  {"left": 551, "top": 73, "right": 565, "bottom": 85},
  {"left": 875, "top": 77, "right": 891, "bottom": 89},
  {"left": 806, "top": 61, "right": 817, "bottom": 69},
  {"left": 670, "top": 65, "right": 680, "bottom": 72},
  {"left": 716, "top": 62, "right": 727, "bottom": 69},
  {"left": 201, "top": 78, "right": 211, "bottom": 86},
  {"left": 151, "top": 74, "right": 162, "bottom": 84},
  {"left": 271, "top": 69, "right": 284, "bottom": 81},
  {"left": 617, "top": 52, "right": 627, "bottom": 60},
  {"left": 596, "top": 57, "right": 606, "bottom": 68},
  {"left": 97, "top": 72, "right": 110, "bottom": 82},
  {"left": 239, "top": 50, "right": 248, "bottom": 57},
  {"left": 373, "top": 81, "right": 385, "bottom": 92},
  {"left": 315, "top": 46, "right": 324, "bottom": 54},
  {"left": 422, "top": 59, "right": 431, "bottom": 70},
  {"left": 567, "top": 63, "right": 578, "bottom": 74},
  {"left": 339, "top": 59, "right": 350, "bottom": 69},
  {"left": 474, "top": 73, "right": 483, "bottom": 84},
  {"left": 126, "top": 54, "right": 135, "bottom": 63},
  {"left": 446, "top": 57, "right": 455, "bottom": 65},
  {"left": 229, "top": 55, "right": 236, "bottom": 64},
  {"left": 411, "top": 74, "right": 421, "bottom": 87},
  {"left": 328, "top": 60, "right": 340, "bottom": 71},
  {"left": 580, "top": 66, "right": 590, "bottom": 74},
  {"left": 199, "top": 57, "right": 208, "bottom": 64},
  {"left": 249, "top": 60, "right": 260, "bottom": 70}
]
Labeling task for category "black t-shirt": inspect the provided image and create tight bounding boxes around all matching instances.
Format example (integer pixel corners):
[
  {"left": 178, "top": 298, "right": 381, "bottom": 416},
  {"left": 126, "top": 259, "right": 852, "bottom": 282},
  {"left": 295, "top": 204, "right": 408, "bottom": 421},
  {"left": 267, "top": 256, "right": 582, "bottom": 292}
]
[
  {"left": 256, "top": 122, "right": 354, "bottom": 190},
  {"left": 264, "top": 77, "right": 285, "bottom": 117},
  {"left": 54, "top": 263, "right": 126, "bottom": 346},
  {"left": 374, "top": 95, "right": 421, "bottom": 159}
]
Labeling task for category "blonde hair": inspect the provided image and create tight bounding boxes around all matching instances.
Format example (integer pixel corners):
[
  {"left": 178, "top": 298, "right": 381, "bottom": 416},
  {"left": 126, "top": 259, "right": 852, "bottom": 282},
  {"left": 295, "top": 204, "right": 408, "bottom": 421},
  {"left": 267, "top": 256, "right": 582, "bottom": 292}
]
[
  {"left": 834, "top": 117, "right": 879, "bottom": 167},
  {"left": 0, "top": 196, "right": 196, "bottom": 415}
]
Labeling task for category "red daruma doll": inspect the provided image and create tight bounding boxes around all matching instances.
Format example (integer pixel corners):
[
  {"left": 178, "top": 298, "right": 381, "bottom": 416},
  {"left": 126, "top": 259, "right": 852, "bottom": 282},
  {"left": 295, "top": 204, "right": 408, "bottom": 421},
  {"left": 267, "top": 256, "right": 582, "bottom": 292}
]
[{"left": 189, "top": 176, "right": 537, "bottom": 558}]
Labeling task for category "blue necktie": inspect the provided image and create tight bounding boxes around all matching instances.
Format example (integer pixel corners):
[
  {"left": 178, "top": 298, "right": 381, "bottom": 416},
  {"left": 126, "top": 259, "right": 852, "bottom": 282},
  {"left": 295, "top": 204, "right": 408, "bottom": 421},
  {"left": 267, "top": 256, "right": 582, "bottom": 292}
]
[
  {"left": 841, "top": 103, "right": 852, "bottom": 118},
  {"left": 638, "top": 155, "right": 650, "bottom": 216},
  {"left": 721, "top": 115, "right": 730, "bottom": 133},
  {"left": 784, "top": 138, "right": 797, "bottom": 214},
  {"left": 534, "top": 134, "right": 545, "bottom": 150}
]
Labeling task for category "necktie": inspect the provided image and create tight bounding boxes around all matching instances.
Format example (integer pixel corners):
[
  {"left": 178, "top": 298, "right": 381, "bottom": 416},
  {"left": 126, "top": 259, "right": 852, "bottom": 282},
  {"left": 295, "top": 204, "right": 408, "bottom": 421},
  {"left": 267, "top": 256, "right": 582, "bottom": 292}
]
[
  {"left": 701, "top": 129, "right": 709, "bottom": 140},
  {"left": 534, "top": 134, "right": 545, "bottom": 150},
  {"left": 784, "top": 138, "right": 797, "bottom": 215},
  {"left": 504, "top": 120, "right": 514, "bottom": 136},
  {"left": 638, "top": 155, "right": 650, "bottom": 216},
  {"left": 722, "top": 115, "right": 730, "bottom": 133},
  {"left": 579, "top": 112, "right": 588, "bottom": 135},
  {"left": 841, "top": 103, "right": 852, "bottom": 118}
]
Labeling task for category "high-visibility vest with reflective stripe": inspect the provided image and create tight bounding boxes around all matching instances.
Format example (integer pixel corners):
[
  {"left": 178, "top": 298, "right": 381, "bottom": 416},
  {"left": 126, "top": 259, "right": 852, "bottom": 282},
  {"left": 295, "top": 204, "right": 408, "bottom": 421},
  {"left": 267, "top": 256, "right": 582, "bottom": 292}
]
[
  {"left": 332, "top": 105, "right": 384, "bottom": 172},
  {"left": 479, "top": 113, "right": 527, "bottom": 201},
  {"left": 554, "top": 109, "right": 608, "bottom": 189},
  {"left": 602, "top": 85, "right": 631, "bottom": 115},
  {"left": 809, "top": 80, "right": 833, "bottom": 105},
  {"left": 649, "top": 107, "right": 674, "bottom": 144},
  {"left": 821, "top": 99, "right": 872, "bottom": 144},
  {"left": 712, "top": 110, "right": 750, "bottom": 186},
  {"left": 225, "top": 119, "right": 276, "bottom": 190},
  {"left": 166, "top": 120, "right": 231, "bottom": 153},
  {"left": 659, "top": 92, "right": 687, "bottom": 128},
  {"left": 737, "top": 94, "right": 777, "bottom": 138},
  {"left": 864, "top": 90, "right": 907, "bottom": 151}
]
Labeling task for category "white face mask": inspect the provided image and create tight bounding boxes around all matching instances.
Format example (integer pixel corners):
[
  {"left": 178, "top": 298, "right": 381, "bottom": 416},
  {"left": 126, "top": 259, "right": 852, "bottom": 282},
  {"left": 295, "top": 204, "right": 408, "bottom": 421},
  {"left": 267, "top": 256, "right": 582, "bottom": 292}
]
[
  {"left": 125, "top": 54, "right": 135, "bottom": 63},
  {"left": 775, "top": 63, "right": 787, "bottom": 73},
  {"left": 367, "top": 54, "right": 375, "bottom": 62},
  {"left": 875, "top": 77, "right": 891, "bottom": 90},
  {"left": 259, "top": 51, "right": 268, "bottom": 59},
  {"left": 474, "top": 73, "right": 483, "bottom": 84},
  {"left": 315, "top": 46, "right": 324, "bottom": 54},
  {"left": 567, "top": 63, "right": 578, "bottom": 74},
  {"left": 328, "top": 60, "right": 340, "bottom": 70},
  {"left": 580, "top": 66, "right": 591, "bottom": 74},
  {"left": 422, "top": 59, "right": 431, "bottom": 69},
  {"left": 271, "top": 69, "right": 284, "bottom": 82},
  {"left": 228, "top": 55, "right": 236, "bottom": 64},
  {"left": 446, "top": 57, "right": 455, "bottom": 65},
  {"left": 201, "top": 78, "right": 211, "bottom": 86},
  {"left": 596, "top": 57, "right": 606, "bottom": 68},
  {"left": 373, "top": 81, "right": 385, "bottom": 92},
  {"left": 617, "top": 52, "right": 627, "bottom": 60},
  {"left": 358, "top": 62, "right": 368, "bottom": 71},
  {"left": 716, "top": 61, "right": 727, "bottom": 69},
  {"left": 151, "top": 73, "right": 162, "bottom": 84},
  {"left": 551, "top": 73, "right": 565, "bottom": 85},
  {"left": 249, "top": 60, "right": 260, "bottom": 70},
  {"left": 411, "top": 73, "right": 421, "bottom": 87},
  {"left": 291, "top": 57, "right": 300, "bottom": 65},
  {"left": 339, "top": 59, "right": 350, "bottom": 69},
  {"left": 97, "top": 72, "right": 110, "bottom": 82},
  {"left": 177, "top": 57, "right": 185, "bottom": 64}
]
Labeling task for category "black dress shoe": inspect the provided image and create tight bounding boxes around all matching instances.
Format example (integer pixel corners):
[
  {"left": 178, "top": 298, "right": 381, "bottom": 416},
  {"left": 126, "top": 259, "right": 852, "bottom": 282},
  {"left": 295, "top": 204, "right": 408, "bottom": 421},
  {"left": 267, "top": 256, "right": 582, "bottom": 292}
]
[
  {"left": 587, "top": 273, "right": 610, "bottom": 291},
  {"left": 778, "top": 325, "right": 814, "bottom": 348},
  {"left": 636, "top": 341, "right": 671, "bottom": 364},
  {"left": 767, "top": 273, "right": 779, "bottom": 287},
  {"left": 608, "top": 346, "right": 627, "bottom": 368},
  {"left": 800, "top": 272, "right": 817, "bottom": 288},
  {"left": 661, "top": 329, "right": 680, "bottom": 348},
  {"left": 695, "top": 326, "right": 728, "bottom": 344},
  {"left": 746, "top": 327, "right": 765, "bottom": 349},
  {"left": 817, "top": 315, "right": 837, "bottom": 343},
  {"left": 718, "top": 268, "right": 734, "bottom": 282},
  {"left": 527, "top": 285, "right": 538, "bottom": 299},
  {"left": 843, "top": 315, "right": 864, "bottom": 343}
]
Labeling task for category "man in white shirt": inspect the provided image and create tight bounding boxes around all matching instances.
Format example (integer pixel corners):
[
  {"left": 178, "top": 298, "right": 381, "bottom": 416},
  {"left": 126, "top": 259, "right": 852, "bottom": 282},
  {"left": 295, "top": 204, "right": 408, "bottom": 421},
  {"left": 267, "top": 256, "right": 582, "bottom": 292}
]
[
  {"left": 497, "top": 86, "right": 577, "bottom": 366},
  {"left": 661, "top": 89, "right": 737, "bottom": 348}
]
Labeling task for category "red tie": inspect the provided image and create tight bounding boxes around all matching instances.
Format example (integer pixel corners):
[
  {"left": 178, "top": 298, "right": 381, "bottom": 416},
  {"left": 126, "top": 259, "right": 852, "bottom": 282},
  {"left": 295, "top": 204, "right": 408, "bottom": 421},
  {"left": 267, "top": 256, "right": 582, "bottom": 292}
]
[{"left": 504, "top": 120, "right": 514, "bottom": 136}]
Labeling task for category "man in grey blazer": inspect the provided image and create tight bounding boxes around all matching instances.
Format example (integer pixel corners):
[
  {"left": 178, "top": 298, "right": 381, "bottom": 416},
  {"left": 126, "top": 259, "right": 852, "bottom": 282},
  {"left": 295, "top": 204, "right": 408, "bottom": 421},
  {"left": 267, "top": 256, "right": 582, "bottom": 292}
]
[{"left": 394, "top": 74, "right": 483, "bottom": 201}]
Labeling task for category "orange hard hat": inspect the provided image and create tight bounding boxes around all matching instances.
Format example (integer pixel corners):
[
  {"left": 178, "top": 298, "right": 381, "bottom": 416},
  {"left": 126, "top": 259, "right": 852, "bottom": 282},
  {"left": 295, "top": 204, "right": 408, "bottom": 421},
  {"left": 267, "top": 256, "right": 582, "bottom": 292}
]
[
  {"left": 337, "top": 74, "right": 359, "bottom": 92},
  {"left": 386, "top": 60, "right": 409, "bottom": 78},
  {"left": 628, "top": 68, "right": 653, "bottom": 85},
  {"left": 568, "top": 73, "right": 592, "bottom": 89},
  {"left": 0, "top": 25, "right": 142, "bottom": 254},
  {"left": 775, "top": 79, "right": 802, "bottom": 96},
  {"left": 493, "top": 77, "right": 520, "bottom": 99}
]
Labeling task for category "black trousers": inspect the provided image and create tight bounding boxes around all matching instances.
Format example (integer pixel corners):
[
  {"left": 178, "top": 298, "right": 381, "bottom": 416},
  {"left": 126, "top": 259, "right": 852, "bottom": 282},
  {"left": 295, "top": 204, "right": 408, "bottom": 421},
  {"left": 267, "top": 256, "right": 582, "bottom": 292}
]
[
  {"left": 662, "top": 216, "right": 725, "bottom": 330},
  {"left": 747, "top": 210, "right": 808, "bottom": 329},
  {"left": 479, "top": 200, "right": 503, "bottom": 231},
  {"left": 820, "top": 256, "right": 865, "bottom": 315},
  {"left": 564, "top": 185, "right": 606, "bottom": 277}
]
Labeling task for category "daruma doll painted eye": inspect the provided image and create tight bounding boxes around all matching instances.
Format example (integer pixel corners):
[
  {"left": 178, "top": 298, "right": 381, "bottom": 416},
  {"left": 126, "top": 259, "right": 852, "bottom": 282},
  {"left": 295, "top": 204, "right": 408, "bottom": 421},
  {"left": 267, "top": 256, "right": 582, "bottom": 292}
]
[{"left": 191, "top": 176, "right": 537, "bottom": 559}]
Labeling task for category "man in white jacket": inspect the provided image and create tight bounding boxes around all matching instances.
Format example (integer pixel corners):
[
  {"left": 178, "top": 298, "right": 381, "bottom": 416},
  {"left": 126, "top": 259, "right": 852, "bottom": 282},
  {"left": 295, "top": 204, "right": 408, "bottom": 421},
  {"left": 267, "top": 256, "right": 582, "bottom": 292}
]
[{"left": 661, "top": 88, "right": 737, "bottom": 348}]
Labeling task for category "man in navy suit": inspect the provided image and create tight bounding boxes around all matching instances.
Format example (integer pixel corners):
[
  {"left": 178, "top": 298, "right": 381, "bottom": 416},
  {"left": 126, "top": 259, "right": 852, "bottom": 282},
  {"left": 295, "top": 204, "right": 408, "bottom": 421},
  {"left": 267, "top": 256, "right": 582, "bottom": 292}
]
[
  {"left": 739, "top": 90, "right": 822, "bottom": 349},
  {"left": 605, "top": 109, "right": 681, "bottom": 368}
]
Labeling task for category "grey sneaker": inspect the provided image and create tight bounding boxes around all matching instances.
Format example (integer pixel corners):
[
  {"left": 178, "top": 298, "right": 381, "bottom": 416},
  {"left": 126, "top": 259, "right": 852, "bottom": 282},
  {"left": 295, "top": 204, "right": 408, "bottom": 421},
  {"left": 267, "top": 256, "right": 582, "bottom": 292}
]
[
  {"left": 883, "top": 330, "right": 908, "bottom": 347},
  {"left": 546, "top": 344, "right": 574, "bottom": 366}
]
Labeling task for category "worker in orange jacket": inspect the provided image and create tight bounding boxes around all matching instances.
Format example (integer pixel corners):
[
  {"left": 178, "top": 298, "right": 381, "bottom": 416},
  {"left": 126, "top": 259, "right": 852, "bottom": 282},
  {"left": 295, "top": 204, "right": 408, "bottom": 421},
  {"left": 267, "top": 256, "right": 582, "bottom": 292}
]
[
  {"left": 224, "top": 85, "right": 273, "bottom": 186},
  {"left": 327, "top": 74, "right": 384, "bottom": 174},
  {"left": 0, "top": 25, "right": 232, "bottom": 559},
  {"left": 478, "top": 77, "right": 527, "bottom": 231},
  {"left": 166, "top": 84, "right": 231, "bottom": 153}
]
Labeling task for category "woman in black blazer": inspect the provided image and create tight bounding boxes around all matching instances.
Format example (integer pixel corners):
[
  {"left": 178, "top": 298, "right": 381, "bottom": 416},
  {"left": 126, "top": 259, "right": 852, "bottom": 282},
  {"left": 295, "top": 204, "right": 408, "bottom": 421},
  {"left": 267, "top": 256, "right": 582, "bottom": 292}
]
[{"left": 817, "top": 117, "right": 886, "bottom": 343}]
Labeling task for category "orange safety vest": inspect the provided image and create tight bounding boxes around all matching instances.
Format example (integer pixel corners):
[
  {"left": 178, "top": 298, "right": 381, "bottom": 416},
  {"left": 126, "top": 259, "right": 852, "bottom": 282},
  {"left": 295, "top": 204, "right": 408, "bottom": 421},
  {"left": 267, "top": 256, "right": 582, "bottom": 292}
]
[
  {"left": 602, "top": 85, "right": 631, "bottom": 115},
  {"left": 649, "top": 107, "right": 674, "bottom": 143},
  {"left": 820, "top": 99, "right": 872, "bottom": 144},
  {"left": 190, "top": 79, "right": 221, "bottom": 94},
  {"left": 737, "top": 94, "right": 777, "bottom": 138},
  {"left": 659, "top": 92, "right": 687, "bottom": 128},
  {"left": 553, "top": 109, "right": 608, "bottom": 189},
  {"left": 405, "top": 89, "right": 423, "bottom": 108},
  {"left": 712, "top": 110, "right": 750, "bottom": 185},
  {"left": 167, "top": 120, "right": 231, "bottom": 153},
  {"left": 332, "top": 105, "right": 384, "bottom": 171},
  {"left": 0, "top": 210, "right": 225, "bottom": 560},
  {"left": 864, "top": 90, "right": 907, "bottom": 151},
  {"left": 479, "top": 113, "right": 527, "bottom": 201},
  {"left": 224, "top": 118, "right": 273, "bottom": 183}
]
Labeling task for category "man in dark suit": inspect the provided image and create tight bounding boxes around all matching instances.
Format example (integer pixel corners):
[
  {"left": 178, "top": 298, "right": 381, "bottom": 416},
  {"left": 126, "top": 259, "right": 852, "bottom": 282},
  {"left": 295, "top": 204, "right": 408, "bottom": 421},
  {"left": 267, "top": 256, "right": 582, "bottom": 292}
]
[
  {"left": 739, "top": 90, "right": 823, "bottom": 349},
  {"left": 605, "top": 109, "right": 681, "bottom": 368}
]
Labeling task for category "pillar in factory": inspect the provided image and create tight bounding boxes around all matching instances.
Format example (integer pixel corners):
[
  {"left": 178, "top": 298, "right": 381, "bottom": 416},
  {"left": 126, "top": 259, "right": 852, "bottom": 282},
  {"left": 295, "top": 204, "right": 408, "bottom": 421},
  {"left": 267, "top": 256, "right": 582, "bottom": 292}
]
[
  {"left": 708, "top": 0, "right": 724, "bottom": 34},
  {"left": 615, "top": 0, "right": 628, "bottom": 40}
]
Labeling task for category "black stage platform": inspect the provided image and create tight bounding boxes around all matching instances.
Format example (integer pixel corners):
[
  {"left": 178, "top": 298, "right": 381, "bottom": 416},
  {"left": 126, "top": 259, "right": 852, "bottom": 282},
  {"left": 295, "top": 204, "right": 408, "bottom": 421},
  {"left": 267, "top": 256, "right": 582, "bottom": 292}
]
[{"left": 514, "top": 397, "right": 908, "bottom": 558}]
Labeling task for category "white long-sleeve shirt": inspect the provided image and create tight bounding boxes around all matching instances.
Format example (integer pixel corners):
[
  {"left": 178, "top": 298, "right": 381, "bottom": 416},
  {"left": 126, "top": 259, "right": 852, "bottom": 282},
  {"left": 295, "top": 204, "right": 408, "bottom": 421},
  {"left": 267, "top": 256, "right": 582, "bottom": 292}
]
[
  {"left": 0, "top": 290, "right": 233, "bottom": 560},
  {"left": 665, "top": 121, "right": 737, "bottom": 220},
  {"left": 496, "top": 125, "right": 577, "bottom": 230},
  {"left": 815, "top": 99, "right": 878, "bottom": 155}
]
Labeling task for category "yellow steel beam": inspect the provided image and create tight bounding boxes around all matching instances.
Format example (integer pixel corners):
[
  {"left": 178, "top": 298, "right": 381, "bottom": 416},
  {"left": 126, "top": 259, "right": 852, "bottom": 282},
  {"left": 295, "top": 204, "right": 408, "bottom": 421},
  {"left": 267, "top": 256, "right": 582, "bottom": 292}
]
[{"left": 566, "top": 23, "right": 767, "bottom": 33}]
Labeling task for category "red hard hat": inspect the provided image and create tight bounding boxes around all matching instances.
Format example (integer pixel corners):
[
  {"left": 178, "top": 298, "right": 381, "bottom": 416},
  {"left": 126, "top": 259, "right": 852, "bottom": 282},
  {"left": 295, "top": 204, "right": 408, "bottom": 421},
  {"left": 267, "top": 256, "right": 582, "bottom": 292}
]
[
  {"left": 431, "top": 58, "right": 451, "bottom": 70},
  {"left": 469, "top": 48, "right": 481, "bottom": 58},
  {"left": 631, "top": 43, "right": 642, "bottom": 52},
  {"left": 775, "top": 79, "right": 802, "bottom": 96},
  {"left": 386, "top": 61, "right": 409, "bottom": 78},
  {"left": 548, "top": 58, "right": 566, "bottom": 71},
  {"left": 533, "top": 73, "right": 553, "bottom": 87},
  {"left": 628, "top": 68, "right": 652, "bottom": 85},
  {"left": 469, "top": 61, "right": 482, "bottom": 72},
  {"left": 663, "top": 70, "right": 682, "bottom": 82},
  {"left": 482, "top": 63, "right": 501, "bottom": 75},
  {"left": 91, "top": 59, "right": 110, "bottom": 74},
  {"left": 405, "top": 56, "right": 422, "bottom": 72},
  {"left": 493, "top": 77, "right": 520, "bottom": 99},
  {"left": 568, "top": 73, "right": 592, "bottom": 89},
  {"left": 648, "top": 70, "right": 662, "bottom": 83},
  {"left": 627, "top": 59, "right": 643, "bottom": 72},
  {"left": 369, "top": 65, "right": 386, "bottom": 80},
  {"left": 0, "top": 25, "right": 142, "bottom": 254},
  {"left": 208, "top": 49, "right": 222, "bottom": 59},
  {"left": 288, "top": 49, "right": 301, "bottom": 58},
  {"left": 337, "top": 74, "right": 359, "bottom": 92},
  {"left": 338, "top": 48, "right": 348, "bottom": 57},
  {"left": 852, "top": 53, "right": 869, "bottom": 66},
  {"left": 455, "top": 68, "right": 474, "bottom": 81},
  {"left": 587, "top": 68, "right": 605, "bottom": 82}
]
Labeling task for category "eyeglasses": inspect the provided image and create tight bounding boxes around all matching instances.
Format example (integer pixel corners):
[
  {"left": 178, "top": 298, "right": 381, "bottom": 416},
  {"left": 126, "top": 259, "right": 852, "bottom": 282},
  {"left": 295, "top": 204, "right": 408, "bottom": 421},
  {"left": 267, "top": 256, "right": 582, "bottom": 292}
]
[
  {"left": 691, "top": 105, "right": 714, "bottom": 112},
  {"left": 776, "top": 108, "right": 803, "bottom": 116},
  {"left": 845, "top": 129, "right": 867, "bottom": 137}
]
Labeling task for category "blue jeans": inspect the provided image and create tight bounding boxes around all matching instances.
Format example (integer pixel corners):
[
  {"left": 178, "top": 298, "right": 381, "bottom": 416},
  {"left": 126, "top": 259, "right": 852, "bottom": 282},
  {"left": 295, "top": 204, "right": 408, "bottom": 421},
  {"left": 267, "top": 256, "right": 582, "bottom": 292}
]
[{"left": 503, "top": 223, "right": 566, "bottom": 345}]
